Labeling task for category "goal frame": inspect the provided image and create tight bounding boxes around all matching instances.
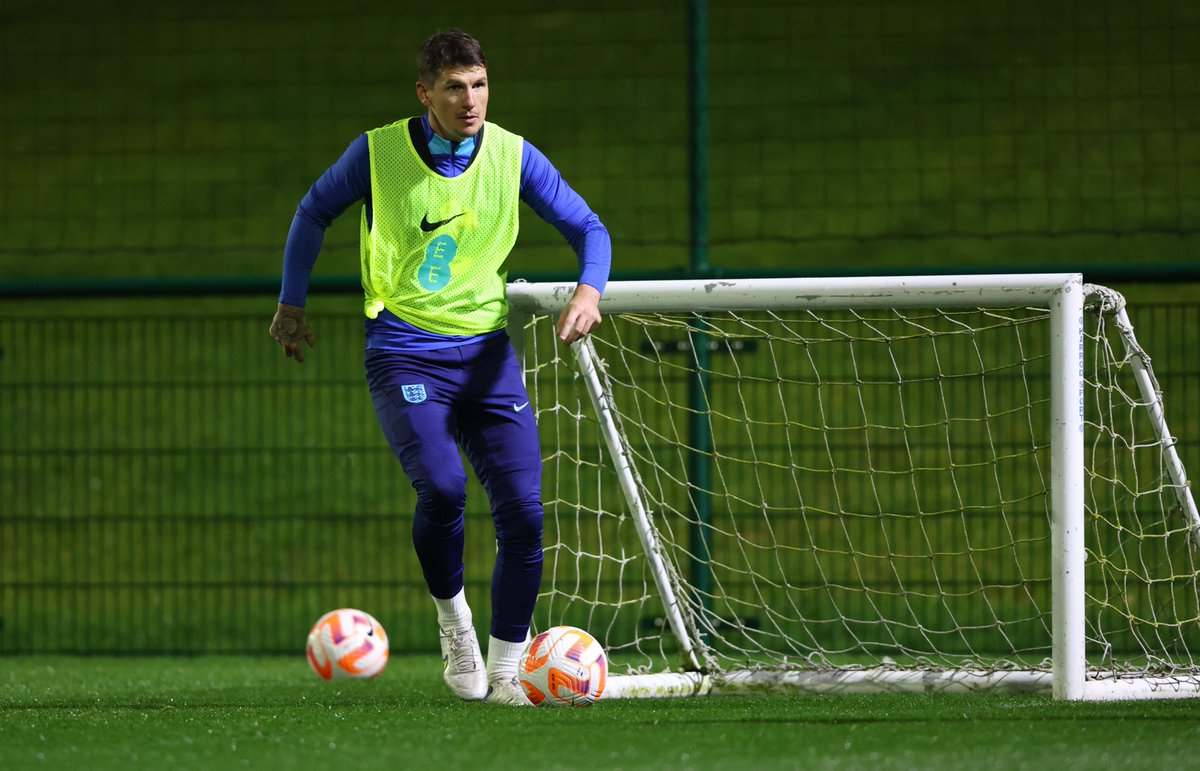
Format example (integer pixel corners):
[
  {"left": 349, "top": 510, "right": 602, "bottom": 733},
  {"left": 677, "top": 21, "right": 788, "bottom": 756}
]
[{"left": 507, "top": 273, "right": 1200, "bottom": 701}]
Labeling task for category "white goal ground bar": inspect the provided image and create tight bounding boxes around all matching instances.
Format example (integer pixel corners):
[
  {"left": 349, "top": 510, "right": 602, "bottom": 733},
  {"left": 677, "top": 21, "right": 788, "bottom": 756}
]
[{"left": 603, "top": 670, "right": 1200, "bottom": 700}]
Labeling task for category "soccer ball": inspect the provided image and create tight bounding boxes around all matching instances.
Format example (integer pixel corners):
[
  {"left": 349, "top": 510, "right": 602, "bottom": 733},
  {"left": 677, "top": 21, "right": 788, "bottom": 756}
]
[
  {"left": 306, "top": 608, "right": 389, "bottom": 680},
  {"left": 519, "top": 625, "right": 607, "bottom": 707}
]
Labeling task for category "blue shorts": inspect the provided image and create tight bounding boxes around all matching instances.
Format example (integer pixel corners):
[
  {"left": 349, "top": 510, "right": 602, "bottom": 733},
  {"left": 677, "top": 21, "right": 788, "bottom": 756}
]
[{"left": 365, "top": 332, "right": 543, "bottom": 642}]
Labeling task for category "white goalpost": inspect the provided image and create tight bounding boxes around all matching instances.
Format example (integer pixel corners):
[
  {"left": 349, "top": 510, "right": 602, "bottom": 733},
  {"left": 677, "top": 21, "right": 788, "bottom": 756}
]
[{"left": 507, "top": 274, "right": 1200, "bottom": 701}]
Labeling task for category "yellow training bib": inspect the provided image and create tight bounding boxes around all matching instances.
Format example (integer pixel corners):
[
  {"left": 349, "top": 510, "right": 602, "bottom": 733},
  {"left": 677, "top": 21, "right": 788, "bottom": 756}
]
[{"left": 360, "top": 118, "right": 522, "bottom": 335}]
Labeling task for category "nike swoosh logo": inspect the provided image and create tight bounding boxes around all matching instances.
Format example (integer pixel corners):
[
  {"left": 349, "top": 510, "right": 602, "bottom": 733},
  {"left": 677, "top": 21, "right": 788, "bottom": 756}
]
[
  {"left": 420, "top": 212, "right": 466, "bottom": 232},
  {"left": 513, "top": 401, "right": 530, "bottom": 412}
]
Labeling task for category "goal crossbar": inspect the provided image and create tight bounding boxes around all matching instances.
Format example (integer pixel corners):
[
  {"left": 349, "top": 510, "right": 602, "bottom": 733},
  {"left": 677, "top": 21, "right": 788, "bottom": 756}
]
[{"left": 508, "top": 273, "right": 1081, "bottom": 313}]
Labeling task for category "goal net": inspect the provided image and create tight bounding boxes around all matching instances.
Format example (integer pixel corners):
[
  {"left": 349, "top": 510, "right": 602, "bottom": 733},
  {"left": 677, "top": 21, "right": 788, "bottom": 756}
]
[{"left": 507, "top": 274, "right": 1200, "bottom": 701}]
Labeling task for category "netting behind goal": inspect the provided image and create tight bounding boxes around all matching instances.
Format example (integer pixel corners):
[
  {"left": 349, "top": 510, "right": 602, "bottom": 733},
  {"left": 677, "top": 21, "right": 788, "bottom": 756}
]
[{"left": 511, "top": 276, "right": 1200, "bottom": 698}]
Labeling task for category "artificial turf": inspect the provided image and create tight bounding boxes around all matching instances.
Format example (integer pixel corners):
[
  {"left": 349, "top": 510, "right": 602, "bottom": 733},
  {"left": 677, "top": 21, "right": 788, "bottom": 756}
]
[{"left": 1, "top": 655, "right": 1198, "bottom": 770}]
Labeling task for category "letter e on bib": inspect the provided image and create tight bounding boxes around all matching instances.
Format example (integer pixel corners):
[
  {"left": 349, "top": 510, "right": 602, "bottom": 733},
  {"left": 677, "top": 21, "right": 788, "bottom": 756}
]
[{"left": 418, "top": 235, "right": 457, "bottom": 291}]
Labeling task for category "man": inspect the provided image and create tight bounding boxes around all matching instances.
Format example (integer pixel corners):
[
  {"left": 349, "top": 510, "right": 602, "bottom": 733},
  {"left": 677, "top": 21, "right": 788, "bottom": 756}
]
[{"left": 269, "top": 28, "right": 610, "bottom": 707}]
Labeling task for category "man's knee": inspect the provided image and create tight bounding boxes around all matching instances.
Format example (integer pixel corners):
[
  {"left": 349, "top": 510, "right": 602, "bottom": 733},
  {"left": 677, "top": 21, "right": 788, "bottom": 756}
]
[
  {"left": 494, "top": 496, "right": 544, "bottom": 551},
  {"left": 413, "top": 470, "right": 468, "bottom": 521}
]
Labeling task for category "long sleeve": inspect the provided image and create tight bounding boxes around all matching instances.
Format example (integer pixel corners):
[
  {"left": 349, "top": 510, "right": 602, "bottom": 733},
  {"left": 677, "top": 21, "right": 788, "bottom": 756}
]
[
  {"left": 519, "top": 140, "right": 611, "bottom": 295},
  {"left": 278, "top": 135, "right": 371, "bottom": 306}
]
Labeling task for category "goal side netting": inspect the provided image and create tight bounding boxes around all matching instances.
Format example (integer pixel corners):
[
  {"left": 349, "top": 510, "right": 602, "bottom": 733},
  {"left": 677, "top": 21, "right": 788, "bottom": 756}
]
[{"left": 507, "top": 275, "right": 1200, "bottom": 701}]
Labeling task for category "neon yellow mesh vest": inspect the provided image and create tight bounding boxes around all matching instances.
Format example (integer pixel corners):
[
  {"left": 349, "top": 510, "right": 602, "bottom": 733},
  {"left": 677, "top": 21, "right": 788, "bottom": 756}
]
[{"left": 360, "top": 118, "right": 522, "bottom": 334}]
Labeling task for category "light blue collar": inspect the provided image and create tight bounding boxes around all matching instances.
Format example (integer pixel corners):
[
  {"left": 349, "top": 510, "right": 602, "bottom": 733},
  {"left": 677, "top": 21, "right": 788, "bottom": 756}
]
[{"left": 422, "top": 114, "right": 476, "bottom": 157}]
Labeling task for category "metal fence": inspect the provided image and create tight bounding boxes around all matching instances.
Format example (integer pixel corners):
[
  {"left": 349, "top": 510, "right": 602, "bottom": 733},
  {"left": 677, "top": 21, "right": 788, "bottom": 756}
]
[
  {"left": 2, "top": 0, "right": 1199, "bottom": 655},
  {"left": 0, "top": 290, "right": 1197, "bottom": 654}
]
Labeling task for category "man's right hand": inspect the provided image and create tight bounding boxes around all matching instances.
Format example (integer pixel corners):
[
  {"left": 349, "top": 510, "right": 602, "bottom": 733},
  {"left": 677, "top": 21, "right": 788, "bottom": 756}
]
[{"left": 269, "top": 303, "right": 316, "bottom": 363}]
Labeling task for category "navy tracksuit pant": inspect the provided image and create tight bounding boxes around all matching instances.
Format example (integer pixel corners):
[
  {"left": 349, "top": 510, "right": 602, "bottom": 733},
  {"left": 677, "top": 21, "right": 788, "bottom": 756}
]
[{"left": 365, "top": 333, "right": 543, "bottom": 644}]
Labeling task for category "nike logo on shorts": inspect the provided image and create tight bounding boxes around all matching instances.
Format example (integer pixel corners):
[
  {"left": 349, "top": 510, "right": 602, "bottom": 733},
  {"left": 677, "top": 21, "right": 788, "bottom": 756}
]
[{"left": 513, "top": 401, "right": 530, "bottom": 412}]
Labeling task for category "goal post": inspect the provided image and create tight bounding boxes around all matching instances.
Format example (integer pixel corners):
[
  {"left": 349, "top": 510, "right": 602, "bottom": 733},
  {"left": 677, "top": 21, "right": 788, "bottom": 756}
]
[{"left": 507, "top": 274, "right": 1200, "bottom": 701}]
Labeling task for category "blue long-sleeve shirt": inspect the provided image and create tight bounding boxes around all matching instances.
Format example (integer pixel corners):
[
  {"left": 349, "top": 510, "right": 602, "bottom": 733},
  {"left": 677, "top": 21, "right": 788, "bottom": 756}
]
[{"left": 279, "top": 115, "right": 611, "bottom": 350}]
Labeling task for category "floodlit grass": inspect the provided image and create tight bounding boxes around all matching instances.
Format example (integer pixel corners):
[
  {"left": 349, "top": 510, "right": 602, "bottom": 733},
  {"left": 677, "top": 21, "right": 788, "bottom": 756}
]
[{"left": 1, "top": 656, "right": 1198, "bottom": 771}]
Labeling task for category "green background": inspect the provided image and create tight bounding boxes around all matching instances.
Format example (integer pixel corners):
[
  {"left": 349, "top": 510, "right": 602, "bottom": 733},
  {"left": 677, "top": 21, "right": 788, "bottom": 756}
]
[
  {"left": 2, "top": 0, "right": 1197, "bottom": 282},
  {"left": 1, "top": 1, "right": 1199, "bottom": 659}
]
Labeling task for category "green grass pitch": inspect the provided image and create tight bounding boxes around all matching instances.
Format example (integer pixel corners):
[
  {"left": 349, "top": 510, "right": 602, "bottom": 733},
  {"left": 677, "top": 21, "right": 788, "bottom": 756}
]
[{"left": 1, "top": 656, "right": 1198, "bottom": 770}]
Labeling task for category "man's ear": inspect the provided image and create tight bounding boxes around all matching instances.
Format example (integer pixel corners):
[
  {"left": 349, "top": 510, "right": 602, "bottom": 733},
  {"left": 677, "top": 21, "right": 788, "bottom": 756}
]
[{"left": 415, "top": 80, "right": 431, "bottom": 108}]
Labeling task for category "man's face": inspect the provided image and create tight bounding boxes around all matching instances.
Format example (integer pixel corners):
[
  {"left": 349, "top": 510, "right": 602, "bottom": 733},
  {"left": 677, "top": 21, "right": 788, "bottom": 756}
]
[{"left": 416, "top": 66, "right": 488, "bottom": 142}]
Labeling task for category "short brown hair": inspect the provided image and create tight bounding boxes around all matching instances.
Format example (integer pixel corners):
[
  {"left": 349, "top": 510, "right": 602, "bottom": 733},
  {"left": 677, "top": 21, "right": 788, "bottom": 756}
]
[{"left": 416, "top": 28, "right": 487, "bottom": 84}]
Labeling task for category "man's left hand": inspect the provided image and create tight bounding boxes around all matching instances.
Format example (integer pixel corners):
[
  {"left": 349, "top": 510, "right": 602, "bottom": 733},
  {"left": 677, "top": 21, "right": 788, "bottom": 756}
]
[{"left": 556, "top": 284, "right": 602, "bottom": 345}]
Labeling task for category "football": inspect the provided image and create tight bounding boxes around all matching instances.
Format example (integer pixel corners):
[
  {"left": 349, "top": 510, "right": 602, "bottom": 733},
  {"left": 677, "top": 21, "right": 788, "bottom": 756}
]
[
  {"left": 519, "top": 625, "right": 607, "bottom": 707},
  {"left": 306, "top": 608, "right": 389, "bottom": 680}
]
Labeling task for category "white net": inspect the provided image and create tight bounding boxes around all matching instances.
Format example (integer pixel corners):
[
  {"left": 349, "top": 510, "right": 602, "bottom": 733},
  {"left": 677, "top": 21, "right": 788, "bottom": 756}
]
[
  {"left": 517, "top": 283, "right": 1199, "bottom": 690},
  {"left": 1084, "top": 290, "right": 1200, "bottom": 681}
]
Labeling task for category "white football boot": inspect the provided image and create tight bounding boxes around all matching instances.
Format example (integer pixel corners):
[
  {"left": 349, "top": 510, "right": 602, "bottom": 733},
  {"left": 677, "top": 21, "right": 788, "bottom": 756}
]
[
  {"left": 483, "top": 675, "right": 535, "bottom": 707},
  {"left": 439, "top": 626, "right": 488, "bottom": 701}
]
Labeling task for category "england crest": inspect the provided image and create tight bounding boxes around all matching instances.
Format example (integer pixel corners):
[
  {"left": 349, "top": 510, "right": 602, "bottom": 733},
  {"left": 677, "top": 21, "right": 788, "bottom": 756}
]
[{"left": 401, "top": 384, "right": 427, "bottom": 404}]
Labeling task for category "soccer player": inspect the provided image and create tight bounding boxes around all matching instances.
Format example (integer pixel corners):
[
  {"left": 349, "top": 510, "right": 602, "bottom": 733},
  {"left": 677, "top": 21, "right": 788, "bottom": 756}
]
[{"left": 269, "top": 28, "right": 610, "bottom": 706}]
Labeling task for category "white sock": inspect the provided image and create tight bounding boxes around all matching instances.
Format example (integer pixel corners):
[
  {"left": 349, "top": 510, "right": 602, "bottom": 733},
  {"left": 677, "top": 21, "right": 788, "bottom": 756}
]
[
  {"left": 432, "top": 588, "right": 472, "bottom": 632},
  {"left": 486, "top": 635, "right": 529, "bottom": 683}
]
